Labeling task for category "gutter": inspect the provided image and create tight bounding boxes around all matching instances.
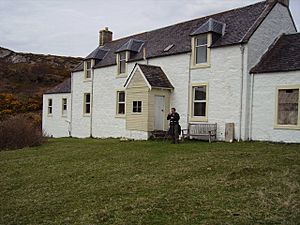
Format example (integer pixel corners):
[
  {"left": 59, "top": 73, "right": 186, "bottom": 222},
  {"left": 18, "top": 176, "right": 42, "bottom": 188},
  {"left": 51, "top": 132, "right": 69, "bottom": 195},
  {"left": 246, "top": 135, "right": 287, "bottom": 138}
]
[{"left": 238, "top": 44, "right": 245, "bottom": 141}]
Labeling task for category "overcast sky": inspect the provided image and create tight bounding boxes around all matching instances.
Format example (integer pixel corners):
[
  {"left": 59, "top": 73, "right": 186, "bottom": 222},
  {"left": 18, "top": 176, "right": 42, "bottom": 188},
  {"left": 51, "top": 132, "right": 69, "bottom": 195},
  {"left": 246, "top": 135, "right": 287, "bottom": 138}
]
[{"left": 0, "top": 0, "right": 299, "bottom": 57}]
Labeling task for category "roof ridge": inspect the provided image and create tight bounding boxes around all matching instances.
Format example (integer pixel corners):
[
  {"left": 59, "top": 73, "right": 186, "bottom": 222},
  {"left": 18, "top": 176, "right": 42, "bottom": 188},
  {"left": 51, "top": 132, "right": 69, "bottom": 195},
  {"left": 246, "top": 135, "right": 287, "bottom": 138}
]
[{"left": 109, "top": 1, "right": 267, "bottom": 44}]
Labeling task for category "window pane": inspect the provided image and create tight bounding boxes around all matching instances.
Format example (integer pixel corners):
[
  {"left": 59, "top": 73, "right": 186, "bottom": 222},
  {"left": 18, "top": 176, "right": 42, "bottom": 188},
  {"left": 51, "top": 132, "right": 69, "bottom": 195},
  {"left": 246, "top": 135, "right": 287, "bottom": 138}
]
[
  {"left": 48, "top": 99, "right": 52, "bottom": 106},
  {"left": 194, "top": 86, "right": 206, "bottom": 100},
  {"left": 196, "top": 46, "right": 207, "bottom": 64},
  {"left": 118, "top": 92, "right": 125, "bottom": 102},
  {"left": 278, "top": 89, "right": 299, "bottom": 125},
  {"left": 118, "top": 103, "right": 125, "bottom": 114},
  {"left": 120, "top": 52, "right": 126, "bottom": 60},
  {"left": 86, "top": 70, "right": 91, "bottom": 78},
  {"left": 120, "top": 61, "right": 126, "bottom": 74},
  {"left": 86, "top": 60, "right": 91, "bottom": 69},
  {"left": 85, "top": 104, "right": 90, "bottom": 114},
  {"left": 194, "top": 102, "right": 206, "bottom": 117},
  {"left": 85, "top": 94, "right": 90, "bottom": 103},
  {"left": 196, "top": 35, "right": 207, "bottom": 46}
]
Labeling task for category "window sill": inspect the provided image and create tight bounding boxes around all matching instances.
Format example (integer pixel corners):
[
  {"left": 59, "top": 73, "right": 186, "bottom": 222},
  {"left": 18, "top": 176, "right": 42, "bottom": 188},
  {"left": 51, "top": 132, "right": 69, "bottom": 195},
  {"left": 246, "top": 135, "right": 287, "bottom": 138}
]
[
  {"left": 83, "top": 114, "right": 91, "bottom": 117},
  {"left": 191, "top": 63, "right": 211, "bottom": 69},
  {"left": 47, "top": 114, "right": 53, "bottom": 117},
  {"left": 83, "top": 79, "right": 92, "bottom": 82},
  {"left": 115, "top": 114, "right": 126, "bottom": 118},
  {"left": 131, "top": 112, "right": 143, "bottom": 115},
  {"left": 189, "top": 117, "right": 208, "bottom": 122},
  {"left": 274, "top": 125, "right": 300, "bottom": 130},
  {"left": 116, "top": 73, "right": 128, "bottom": 78}
]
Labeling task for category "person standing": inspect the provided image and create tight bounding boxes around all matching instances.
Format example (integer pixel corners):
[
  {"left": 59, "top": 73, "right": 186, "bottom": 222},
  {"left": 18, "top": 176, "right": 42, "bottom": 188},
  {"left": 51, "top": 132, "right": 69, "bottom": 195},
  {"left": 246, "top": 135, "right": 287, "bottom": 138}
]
[{"left": 167, "top": 108, "right": 180, "bottom": 144}]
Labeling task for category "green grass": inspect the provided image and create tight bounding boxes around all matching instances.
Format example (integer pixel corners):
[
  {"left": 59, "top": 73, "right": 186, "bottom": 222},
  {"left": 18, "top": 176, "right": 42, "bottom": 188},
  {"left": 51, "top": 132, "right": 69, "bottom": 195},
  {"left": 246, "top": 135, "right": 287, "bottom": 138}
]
[{"left": 0, "top": 139, "right": 299, "bottom": 225}]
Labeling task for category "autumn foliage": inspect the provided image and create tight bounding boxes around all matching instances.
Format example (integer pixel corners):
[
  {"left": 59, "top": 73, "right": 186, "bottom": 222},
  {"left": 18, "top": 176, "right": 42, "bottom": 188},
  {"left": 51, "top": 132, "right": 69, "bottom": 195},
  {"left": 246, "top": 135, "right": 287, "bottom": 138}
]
[{"left": 0, "top": 114, "right": 45, "bottom": 150}]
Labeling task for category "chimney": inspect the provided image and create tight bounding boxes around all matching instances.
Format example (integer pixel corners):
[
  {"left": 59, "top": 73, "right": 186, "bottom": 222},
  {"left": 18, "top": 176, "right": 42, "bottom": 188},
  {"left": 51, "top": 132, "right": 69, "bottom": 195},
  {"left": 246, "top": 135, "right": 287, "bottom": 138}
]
[
  {"left": 267, "top": 0, "right": 289, "bottom": 7},
  {"left": 99, "top": 27, "right": 112, "bottom": 46}
]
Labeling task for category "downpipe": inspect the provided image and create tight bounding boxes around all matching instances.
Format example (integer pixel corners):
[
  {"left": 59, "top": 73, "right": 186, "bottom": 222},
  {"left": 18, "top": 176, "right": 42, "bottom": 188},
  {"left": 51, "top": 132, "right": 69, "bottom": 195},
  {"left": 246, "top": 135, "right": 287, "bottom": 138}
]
[{"left": 238, "top": 44, "right": 245, "bottom": 142}]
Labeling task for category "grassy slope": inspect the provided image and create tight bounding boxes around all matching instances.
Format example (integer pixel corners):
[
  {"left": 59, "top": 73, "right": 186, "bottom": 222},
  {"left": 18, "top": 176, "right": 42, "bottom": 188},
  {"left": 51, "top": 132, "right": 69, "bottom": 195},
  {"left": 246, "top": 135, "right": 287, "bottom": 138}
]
[{"left": 0, "top": 139, "right": 299, "bottom": 225}]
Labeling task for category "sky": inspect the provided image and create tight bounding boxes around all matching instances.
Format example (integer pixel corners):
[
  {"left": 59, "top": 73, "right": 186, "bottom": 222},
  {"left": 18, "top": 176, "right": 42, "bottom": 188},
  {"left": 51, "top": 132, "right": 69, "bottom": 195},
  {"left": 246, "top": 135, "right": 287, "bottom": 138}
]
[{"left": 0, "top": 0, "right": 299, "bottom": 57}]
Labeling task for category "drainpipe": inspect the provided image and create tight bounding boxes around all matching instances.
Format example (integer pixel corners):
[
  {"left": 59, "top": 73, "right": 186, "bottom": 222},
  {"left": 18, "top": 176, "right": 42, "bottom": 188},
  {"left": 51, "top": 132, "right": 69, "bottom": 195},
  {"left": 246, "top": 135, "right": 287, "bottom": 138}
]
[
  {"left": 187, "top": 52, "right": 192, "bottom": 127},
  {"left": 249, "top": 73, "right": 254, "bottom": 140},
  {"left": 70, "top": 72, "right": 73, "bottom": 137},
  {"left": 90, "top": 61, "right": 95, "bottom": 137},
  {"left": 238, "top": 44, "right": 245, "bottom": 142}
]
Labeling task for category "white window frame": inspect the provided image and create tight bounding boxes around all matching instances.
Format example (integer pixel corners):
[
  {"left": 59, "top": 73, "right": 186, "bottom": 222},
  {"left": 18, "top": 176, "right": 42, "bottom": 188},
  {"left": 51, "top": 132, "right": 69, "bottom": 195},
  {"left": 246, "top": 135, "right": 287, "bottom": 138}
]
[
  {"left": 274, "top": 85, "right": 300, "bottom": 130},
  {"left": 48, "top": 98, "right": 53, "bottom": 115},
  {"left": 191, "top": 33, "right": 212, "bottom": 68},
  {"left": 117, "top": 51, "right": 128, "bottom": 76},
  {"left": 83, "top": 93, "right": 91, "bottom": 115},
  {"left": 132, "top": 101, "right": 142, "bottom": 113},
  {"left": 116, "top": 91, "right": 126, "bottom": 117},
  {"left": 190, "top": 83, "right": 208, "bottom": 122},
  {"left": 84, "top": 60, "right": 93, "bottom": 79},
  {"left": 62, "top": 98, "right": 67, "bottom": 116}
]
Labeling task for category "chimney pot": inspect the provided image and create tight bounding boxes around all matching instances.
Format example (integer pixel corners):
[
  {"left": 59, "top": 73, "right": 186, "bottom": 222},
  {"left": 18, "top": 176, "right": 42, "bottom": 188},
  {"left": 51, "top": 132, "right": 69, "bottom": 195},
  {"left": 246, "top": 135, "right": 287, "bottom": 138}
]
[{"left": 99, "top": 27, "right": 113, "bottom": 46}]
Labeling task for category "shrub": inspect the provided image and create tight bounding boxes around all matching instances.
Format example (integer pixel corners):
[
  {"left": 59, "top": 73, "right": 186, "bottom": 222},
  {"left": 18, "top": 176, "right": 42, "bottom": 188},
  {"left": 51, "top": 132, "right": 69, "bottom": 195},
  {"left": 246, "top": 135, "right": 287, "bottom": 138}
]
[{"left": 0, "top": 115, "right": 46, "bottom": 151}]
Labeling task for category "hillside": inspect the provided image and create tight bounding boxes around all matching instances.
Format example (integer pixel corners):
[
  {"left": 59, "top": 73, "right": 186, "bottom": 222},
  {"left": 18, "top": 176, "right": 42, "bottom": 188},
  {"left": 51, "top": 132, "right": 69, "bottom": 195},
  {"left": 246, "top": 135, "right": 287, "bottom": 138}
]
[{"left": 0, "top": 46, "right": 82, "bottom": 119}]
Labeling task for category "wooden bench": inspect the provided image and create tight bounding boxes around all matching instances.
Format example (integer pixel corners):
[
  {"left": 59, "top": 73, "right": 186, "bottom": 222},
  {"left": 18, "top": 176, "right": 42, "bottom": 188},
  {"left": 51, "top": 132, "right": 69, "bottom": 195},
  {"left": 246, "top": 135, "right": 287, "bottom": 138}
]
[{"left": 182, "top": 123, "right": 217, "bottom": 143}]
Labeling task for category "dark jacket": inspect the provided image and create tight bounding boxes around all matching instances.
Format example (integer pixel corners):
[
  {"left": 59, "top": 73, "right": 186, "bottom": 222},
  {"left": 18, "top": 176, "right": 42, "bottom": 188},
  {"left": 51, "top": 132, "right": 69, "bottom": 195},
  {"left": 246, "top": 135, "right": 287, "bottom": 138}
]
[{"left": 167, "top": 112, "right": 180, "bottom": 125}]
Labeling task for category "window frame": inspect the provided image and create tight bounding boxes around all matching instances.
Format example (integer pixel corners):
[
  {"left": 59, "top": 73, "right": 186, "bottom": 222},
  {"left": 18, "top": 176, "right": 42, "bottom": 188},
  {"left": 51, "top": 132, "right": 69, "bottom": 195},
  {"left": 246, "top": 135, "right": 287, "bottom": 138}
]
[
  {"left": 62, "top": 98, "right": 67, "bottom": 116},
  {"left": 83, "top": 93, "right": 91, "bottom": 115},
  {"left": 190, "top": 83, "right": 208, "bottom": 122},
  {"left": 132, "top": 101, "right": 142, "bottom": 113},
  {"left": 117, "top": 51, "right": 128, "bottom": 76},
  {"left": 48, "top": 98, "right": 53, "bottom": 115},
  {"left": 274, "top": 85, "right": 300, "bottom": 130},
  {"left": 84, "top": 59, "right": 93, "bottom": 80},
  {"left": 191, "top": 33, "right": 212, "bottom": 68},
  {"left": 116, "top": 90, "right": 126, "bottom": 117}
]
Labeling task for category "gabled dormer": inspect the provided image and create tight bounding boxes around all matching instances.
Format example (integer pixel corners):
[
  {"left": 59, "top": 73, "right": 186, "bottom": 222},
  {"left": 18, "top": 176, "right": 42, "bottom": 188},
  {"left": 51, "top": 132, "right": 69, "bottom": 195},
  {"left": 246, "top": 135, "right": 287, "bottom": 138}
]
[
  {"left": 115, "top": 39, "right": 144, "bottom": 76},
  {"left": 190, "top": 18, "right": 226, "bottom": 68},
  {"left": 84, "top": 47, "right": 109, "bottom": 80}
]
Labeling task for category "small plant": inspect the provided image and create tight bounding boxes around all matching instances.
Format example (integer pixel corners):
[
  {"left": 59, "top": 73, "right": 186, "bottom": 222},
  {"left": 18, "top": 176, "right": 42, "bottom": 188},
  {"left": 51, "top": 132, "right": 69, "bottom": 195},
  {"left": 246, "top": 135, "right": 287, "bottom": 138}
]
[{"left": 0, "top": 114, "right": 46, "bottom": 150}]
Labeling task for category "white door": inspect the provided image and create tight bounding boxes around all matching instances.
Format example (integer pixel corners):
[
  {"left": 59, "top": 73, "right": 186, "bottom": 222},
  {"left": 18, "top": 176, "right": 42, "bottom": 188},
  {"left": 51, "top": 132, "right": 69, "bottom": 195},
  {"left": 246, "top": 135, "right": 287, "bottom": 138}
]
[{"left": 154, "top": 96, "right": 165, "bottom": 130}]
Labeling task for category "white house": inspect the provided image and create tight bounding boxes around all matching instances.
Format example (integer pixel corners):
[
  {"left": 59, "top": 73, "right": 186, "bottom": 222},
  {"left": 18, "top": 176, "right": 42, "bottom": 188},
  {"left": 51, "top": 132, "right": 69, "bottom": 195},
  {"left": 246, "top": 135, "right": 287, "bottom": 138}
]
[{"left": 43, "top": 0, "right": 300, "bottom": 143}]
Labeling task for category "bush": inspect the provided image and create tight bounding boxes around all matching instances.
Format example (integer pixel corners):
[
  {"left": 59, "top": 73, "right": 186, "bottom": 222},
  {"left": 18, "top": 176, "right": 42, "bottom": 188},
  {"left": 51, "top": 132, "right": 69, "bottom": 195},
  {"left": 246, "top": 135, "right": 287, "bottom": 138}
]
[{"left": 0, "top": 115, "right": 46, "bottom": 150}]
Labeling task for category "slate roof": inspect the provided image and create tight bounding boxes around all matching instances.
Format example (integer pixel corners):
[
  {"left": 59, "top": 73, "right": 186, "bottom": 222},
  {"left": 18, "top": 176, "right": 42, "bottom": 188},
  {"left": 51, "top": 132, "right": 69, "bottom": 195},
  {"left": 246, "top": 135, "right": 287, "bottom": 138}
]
[
  {"left": 73, "top": 0, "right": 292, "bottom": 73},
  {"left": 115, "top": 39, "right": 145, "bottom": 53},
  {"left": 190, "top": 18, "right": 225, "bottom": 36},
  {"left": 45, "top": 78, "right": 71, "bottom": 94},
  {"left": 251, "top": 33, "right": 300, "bottom": 74},
  {"left": 85, "top": 46, "right": 109, "bottom": 60},
  {"left": 124, "top": 64, "right": 173, "bottom": 89}
]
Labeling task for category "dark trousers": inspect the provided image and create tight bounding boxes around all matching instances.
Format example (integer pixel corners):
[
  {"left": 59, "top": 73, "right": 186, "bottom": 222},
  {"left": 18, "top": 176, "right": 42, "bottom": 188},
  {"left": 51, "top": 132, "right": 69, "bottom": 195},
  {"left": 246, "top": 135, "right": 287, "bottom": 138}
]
[{"left": 169, "top": 124, "right": 179, "bottom": 144}]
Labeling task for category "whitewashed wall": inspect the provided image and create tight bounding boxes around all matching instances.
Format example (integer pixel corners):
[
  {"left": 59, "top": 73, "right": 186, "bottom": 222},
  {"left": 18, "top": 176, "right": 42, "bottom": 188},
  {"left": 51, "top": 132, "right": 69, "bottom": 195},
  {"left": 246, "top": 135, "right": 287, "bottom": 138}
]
[
  {"left": 42, "top": 93, "right": 71, "bottom": 137},
  {"left": 71, "top": 71, "right": 92, "bottom": 138},
  {"left": 191, "top": 45, "right": 242, "bottom": 140},
  {"left": 251, "top": 71, "right": 300, "bottom": 143},
  {"left": 244, "top": 3, "right": 297, "bottom": 139}
]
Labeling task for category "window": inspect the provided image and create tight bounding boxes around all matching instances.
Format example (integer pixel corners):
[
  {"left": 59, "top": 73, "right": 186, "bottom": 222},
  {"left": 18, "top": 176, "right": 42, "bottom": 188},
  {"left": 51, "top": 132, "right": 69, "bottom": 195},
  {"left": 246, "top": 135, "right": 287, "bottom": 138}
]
[
  {"left": 84, "top": 93, "right": 91, "bottom": 114},
  {"left": 276, "top": 87, "right": 300, "bottom": 128},
  {"left": 192, "top": 34, "right": 211, "bottom": 67},
  {"left": 48, "top": 99, "right": 53, "bottom": 115},
  {"left": 85, "top": 60, "right": 92, "bottom": 79},
  {"left": 118, "top": 52, "right": 127, "bottom": 74},
  {"left": 191, "top": 84, "right": 207, "bottom": 120},
  {"left": 62, "top": 98, "right": 67, "bottom": 115},
  {"left": 133, "top": 101, "right": 142, "bottom": 113},
  {"left": 117, "top": 91, "right": 125, "bottom": 115}
]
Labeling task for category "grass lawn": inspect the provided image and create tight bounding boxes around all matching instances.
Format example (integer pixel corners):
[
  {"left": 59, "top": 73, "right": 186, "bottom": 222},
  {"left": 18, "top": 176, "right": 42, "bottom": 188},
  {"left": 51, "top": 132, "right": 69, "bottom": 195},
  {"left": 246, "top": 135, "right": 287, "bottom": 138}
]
[{"left": 0, "top": 138, "right": 299, "bottom": 225}]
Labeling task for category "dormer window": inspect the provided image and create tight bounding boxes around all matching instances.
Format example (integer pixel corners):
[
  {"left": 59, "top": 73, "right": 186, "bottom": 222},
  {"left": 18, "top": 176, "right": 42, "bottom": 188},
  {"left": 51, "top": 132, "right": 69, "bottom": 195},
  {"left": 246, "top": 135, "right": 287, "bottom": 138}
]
[
  {"left": 84, "top": 60, "right": 93, "bottom": 79},
  {"left": 117, "top": 52, "right": 128, "bottom": 75},
  {"left": 192, "top": 34, "right": 211, "bottom": 67}
]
